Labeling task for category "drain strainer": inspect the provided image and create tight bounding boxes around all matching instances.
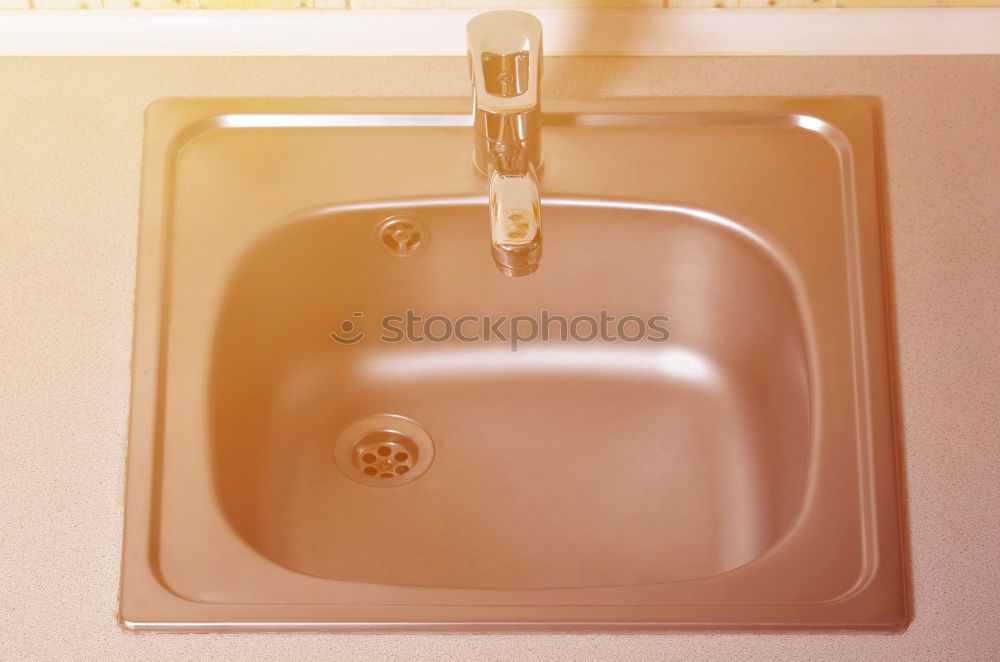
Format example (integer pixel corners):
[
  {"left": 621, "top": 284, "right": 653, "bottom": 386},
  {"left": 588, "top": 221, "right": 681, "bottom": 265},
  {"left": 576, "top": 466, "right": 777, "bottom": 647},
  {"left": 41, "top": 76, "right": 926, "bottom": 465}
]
[
  {"left": 334, "top": 414, "right": 434, "bottom": 487},
  {"left": 376, "top": 216, "right": 429, "bottom": 256}
]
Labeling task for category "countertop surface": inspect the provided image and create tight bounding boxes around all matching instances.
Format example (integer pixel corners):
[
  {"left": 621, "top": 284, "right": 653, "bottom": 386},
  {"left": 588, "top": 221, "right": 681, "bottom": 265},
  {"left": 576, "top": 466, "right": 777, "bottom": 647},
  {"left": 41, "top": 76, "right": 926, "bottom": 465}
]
[{"left": 0, "top": 56, "right": 998, "bottom": 661}]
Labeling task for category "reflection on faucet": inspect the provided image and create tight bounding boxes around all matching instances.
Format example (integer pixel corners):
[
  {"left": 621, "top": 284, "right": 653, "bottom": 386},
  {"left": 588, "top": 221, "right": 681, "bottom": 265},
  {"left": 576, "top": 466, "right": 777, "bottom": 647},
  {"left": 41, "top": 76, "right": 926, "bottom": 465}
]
[{"left": 467, "top": 10, "right": 543, "bottom": 277}]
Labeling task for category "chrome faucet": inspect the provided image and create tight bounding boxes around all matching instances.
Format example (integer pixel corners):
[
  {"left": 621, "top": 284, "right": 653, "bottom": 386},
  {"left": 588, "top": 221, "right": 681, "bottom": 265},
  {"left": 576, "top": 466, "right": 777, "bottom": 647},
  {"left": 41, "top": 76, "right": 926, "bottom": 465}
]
[{"left": 467, "top": 11, "right": 543, "bottom": 277}]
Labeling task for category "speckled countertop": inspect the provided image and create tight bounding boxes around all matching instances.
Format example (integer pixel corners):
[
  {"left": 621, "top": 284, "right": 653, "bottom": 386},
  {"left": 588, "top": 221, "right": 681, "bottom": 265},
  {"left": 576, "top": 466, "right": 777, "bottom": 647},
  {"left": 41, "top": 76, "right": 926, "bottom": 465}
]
[{"left": 1, "top": 56, "right": 998, "bottom": 661}]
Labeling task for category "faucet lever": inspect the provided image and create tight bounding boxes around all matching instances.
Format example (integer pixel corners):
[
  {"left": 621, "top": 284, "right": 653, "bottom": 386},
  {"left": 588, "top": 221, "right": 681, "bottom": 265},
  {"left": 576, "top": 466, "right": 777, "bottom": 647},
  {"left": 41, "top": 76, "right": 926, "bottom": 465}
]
[{"left": 467, "top": 11, "right": 542, "bottom": 115}]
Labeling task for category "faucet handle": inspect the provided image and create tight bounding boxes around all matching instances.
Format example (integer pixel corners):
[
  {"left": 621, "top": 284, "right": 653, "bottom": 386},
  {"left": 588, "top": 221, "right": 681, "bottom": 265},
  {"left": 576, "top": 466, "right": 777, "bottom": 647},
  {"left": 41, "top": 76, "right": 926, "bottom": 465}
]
[{"left": 467, "top": 11, "right": 542, "bottom": 114}]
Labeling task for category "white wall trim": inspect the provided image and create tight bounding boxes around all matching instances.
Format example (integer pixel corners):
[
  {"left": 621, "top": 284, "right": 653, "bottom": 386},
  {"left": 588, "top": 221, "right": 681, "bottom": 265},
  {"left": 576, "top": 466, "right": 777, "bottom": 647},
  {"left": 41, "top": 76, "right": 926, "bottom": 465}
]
[{"left": 0, "top": 8, "right": 998, "bottom": 56}]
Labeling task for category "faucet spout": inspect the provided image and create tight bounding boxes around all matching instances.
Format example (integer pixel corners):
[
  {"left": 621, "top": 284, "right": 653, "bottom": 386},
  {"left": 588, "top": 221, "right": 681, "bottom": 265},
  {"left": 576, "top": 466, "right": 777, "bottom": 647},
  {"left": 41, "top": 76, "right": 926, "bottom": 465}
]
[
  {"left": 489, "top": 168, "right": 541, "bottom": 277},
  {"left": 467, "top": 10, "right": 543, "bottom": 277}
]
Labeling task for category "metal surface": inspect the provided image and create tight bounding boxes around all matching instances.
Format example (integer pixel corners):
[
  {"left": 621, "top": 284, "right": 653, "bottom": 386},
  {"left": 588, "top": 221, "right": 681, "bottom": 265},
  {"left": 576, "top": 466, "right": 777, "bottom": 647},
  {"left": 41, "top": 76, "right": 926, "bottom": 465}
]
[{"left": 120, "top": 97, "right": 906, "bottom": 631}]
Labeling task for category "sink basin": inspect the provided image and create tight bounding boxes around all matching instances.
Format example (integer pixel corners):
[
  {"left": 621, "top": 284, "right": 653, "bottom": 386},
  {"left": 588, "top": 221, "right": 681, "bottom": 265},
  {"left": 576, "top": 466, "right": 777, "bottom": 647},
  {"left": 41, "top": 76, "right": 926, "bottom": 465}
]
[
  {"left": 121, "top": 98, "right": 907, "bottom": 630},
  {"left": 214, "top": 198, "right": 809, "bottom": 589}
]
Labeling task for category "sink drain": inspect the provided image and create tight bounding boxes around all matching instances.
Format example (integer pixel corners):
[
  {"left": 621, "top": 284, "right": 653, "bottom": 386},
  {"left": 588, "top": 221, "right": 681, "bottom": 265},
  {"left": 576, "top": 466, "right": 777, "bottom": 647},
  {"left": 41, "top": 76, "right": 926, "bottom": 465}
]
[{"left": 334, "top": 415, "right": 434, "bottom": 487}]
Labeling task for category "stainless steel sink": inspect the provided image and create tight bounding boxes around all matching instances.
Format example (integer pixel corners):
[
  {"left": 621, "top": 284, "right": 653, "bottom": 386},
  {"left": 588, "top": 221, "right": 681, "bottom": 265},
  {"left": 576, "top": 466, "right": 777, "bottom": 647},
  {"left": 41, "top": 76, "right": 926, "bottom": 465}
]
[{"left": 120, "top": 97, "right": 907, "bottom": 631}]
